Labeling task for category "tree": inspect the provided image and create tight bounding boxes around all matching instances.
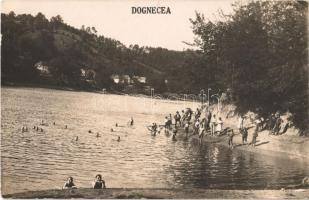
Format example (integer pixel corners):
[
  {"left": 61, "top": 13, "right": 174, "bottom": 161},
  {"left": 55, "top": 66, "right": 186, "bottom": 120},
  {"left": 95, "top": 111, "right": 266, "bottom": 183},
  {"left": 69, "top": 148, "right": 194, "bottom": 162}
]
[
  {"left": 190, "top": 1, "right": 308, "bottom": 131},
  {"left": 50, "top": 15, "right": 63, "bottom": 30}
]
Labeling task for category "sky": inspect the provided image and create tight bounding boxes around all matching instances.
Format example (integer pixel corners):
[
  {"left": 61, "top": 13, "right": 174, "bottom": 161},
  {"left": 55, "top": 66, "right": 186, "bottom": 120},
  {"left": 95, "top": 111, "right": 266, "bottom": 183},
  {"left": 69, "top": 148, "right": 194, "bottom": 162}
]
[{"left": 1, "top": 0, "right": 236, "bottom": 51}]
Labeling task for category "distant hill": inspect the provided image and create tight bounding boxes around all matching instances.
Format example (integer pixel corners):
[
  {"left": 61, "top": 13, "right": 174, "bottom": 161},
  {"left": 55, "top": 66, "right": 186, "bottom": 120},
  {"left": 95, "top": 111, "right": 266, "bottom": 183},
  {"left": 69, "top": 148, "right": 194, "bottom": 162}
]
[{"left": 1, "top": 12, "right": 189, "bottom": 92}]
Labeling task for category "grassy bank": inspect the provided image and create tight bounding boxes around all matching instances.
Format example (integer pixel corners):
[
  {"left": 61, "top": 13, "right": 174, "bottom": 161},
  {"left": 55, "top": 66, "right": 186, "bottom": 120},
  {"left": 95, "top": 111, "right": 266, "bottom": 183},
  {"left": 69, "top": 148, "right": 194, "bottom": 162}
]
[{"left": 3, "top": 188, "right": 309, "bottom": 199}]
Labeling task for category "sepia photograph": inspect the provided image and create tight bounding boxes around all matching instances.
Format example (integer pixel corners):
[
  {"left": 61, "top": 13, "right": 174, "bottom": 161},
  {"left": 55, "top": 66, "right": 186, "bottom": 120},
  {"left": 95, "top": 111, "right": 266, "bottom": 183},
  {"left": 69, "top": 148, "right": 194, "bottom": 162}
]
[{"left": 1, "top": 0, "right": 309, "bottom": 199}]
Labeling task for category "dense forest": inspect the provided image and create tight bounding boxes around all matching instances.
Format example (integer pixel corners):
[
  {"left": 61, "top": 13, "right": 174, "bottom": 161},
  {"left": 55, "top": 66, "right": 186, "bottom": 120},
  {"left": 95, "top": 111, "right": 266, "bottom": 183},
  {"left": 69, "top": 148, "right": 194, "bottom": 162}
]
[{"left": 1, "top": 1, "right": 308, "bottom": 132}]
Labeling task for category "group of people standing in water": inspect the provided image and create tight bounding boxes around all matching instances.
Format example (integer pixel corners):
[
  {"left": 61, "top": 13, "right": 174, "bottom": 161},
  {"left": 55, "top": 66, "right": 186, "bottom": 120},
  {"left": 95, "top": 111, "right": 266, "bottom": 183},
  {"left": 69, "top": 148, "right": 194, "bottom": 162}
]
[
  {"left": 147, "top": 103, "right": 272, "bottom": 149},
  {"left": 159, "top": 106, "right": 229, "bottom": 144}
]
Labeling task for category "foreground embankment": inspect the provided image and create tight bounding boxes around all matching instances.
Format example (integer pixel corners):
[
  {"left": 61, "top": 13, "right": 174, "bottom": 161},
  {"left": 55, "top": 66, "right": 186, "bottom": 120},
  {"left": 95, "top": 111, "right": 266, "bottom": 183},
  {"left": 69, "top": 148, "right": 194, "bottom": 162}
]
[{"left": 3, "top": 188, "right": 309, "bottom": 199}]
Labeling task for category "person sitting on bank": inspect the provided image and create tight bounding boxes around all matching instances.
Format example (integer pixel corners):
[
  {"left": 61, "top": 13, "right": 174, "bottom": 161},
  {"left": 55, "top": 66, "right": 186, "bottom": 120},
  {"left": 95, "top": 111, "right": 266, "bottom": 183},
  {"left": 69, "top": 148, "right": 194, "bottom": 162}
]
[
  {"left": 92, "top": 174, "right": 106, "bottom": 189},
  {"left": 63, "top": 176, "right": 77, "bottom": 189}
]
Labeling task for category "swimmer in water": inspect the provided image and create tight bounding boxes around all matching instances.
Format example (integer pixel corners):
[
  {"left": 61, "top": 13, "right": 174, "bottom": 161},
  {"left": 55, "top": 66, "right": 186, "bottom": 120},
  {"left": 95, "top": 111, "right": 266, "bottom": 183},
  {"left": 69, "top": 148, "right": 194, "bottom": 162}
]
[
  {"left": 53, "top": 122, "right": 56, "bottom": 125},
  {"left": 63, "top": 176, "right": 77, "bottom": 189},
  {"left": 41, "top": 120, "right": 48, "bottom": 126},
  {"left": 111, "top": 128, "right": 114, "bottom": 132},
  {"left": 75, "top": 136, "right": 79, "bottom": 141},
  {"left": 88, "top": 130, "right": 92, "bottom": 133},
  {"left": 92, "top": 174, "right": 106, "bottom": 189},
  {"left": 151, "top": 123, "right": 158, "bottom": 136},
  {"left": 172, "top": 128, "right": 177, "bottom": 141},
  {"left": 130, "top": 117, "right": 134, "bottom": 126},
  {"left": 65, "top": 125, "right": 68, "bottom": 129},
  {"left": 117, "top": 136, "right": 120, "bottom": 142},
  {"left": 115, "top": 123, "right": 118, "bottom": 127}
]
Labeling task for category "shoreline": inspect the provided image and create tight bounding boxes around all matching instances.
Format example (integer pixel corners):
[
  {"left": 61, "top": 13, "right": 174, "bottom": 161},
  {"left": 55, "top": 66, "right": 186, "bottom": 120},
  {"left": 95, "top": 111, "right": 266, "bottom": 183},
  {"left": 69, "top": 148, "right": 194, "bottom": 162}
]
[
  {"left": 187, "top": 104, "right": 309, "bottom": 160},
  {"left": 3, "top": 188, "right": 309, "bottom": 199},
  {"left": 179, "top": 121, "right": 309, "bottom": 161},
  {"left": 1, "top": 82, "right": 103, "bottom": 93},
  {"left": 187, "top": 132, "right": 309, "bottom": 160}
]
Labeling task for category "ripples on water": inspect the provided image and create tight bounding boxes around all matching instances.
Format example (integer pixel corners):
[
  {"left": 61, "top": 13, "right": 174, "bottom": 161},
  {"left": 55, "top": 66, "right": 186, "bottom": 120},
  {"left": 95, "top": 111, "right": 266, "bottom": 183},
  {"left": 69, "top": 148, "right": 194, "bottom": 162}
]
[{"left": 1, "top": 87, "right": 309, "bottom": 194}]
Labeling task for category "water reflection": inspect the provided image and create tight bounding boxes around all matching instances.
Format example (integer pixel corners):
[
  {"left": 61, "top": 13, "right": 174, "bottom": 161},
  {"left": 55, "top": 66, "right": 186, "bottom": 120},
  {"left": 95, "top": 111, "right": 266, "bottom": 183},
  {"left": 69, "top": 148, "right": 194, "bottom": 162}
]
[{"left": 166, "top": 140, "right": 309, "bottom": 189}]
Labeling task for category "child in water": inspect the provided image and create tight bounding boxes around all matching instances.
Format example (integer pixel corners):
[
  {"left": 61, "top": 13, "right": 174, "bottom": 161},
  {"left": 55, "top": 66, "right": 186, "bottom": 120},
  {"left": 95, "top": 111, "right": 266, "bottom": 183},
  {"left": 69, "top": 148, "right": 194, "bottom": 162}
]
[
  {"left": 151, "top": 123, "right": 158, "bottom": 136},
  {"left": 92, "top": 174, "right": 106, "bottom": 189},
  {"left": 184, "top": 122, "right": 189, "bottom": 138},
  {"left": 63, "top": 177, "right": 77, "bottom": 189},
  {"left": 172, "top": 128, "right": 177, "bottom": 141}
]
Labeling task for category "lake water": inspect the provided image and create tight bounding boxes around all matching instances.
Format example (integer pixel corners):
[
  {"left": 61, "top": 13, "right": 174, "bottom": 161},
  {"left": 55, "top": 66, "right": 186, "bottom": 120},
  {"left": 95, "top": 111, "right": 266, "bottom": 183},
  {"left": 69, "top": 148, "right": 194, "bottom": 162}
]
[{"left": 1, "top": 87, "right": 309, "bottom": 195}]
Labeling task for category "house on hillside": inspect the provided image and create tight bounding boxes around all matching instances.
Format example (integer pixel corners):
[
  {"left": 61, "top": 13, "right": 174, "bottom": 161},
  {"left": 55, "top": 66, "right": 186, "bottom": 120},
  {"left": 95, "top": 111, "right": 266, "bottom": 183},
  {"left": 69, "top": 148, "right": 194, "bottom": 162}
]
[
  {"left": 133, "top": 76, "right": 147, "bottom": 84},
  {"left": 111, "top": 74, "right": 147, "bottom": 85},
  {"left": 111, "top": 74, "right": 133, "bottom": 84},
  {"left": 80, "top": 68, "right": 96, "bottom": 81},
  {"left": 80, "top": 69, "right": 86, "bottom": 77},
  {"left": 111, "top": 75, "right": 120, "bottom": 84},
  {"left": 35, "top": 62, "right": 52, "bottom": 77},
  {"left": 122, "top": 75, "right": 133, "bottom": 84},
  {"left": 80, "top": 68, "right": 96, "bottom": 88}
]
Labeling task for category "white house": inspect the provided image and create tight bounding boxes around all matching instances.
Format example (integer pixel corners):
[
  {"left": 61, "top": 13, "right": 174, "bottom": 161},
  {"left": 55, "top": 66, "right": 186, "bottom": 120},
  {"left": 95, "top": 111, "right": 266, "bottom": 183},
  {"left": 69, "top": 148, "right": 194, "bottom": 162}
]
[{"left": 35, "top": 62, "right": 51, "bottom": 76}]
